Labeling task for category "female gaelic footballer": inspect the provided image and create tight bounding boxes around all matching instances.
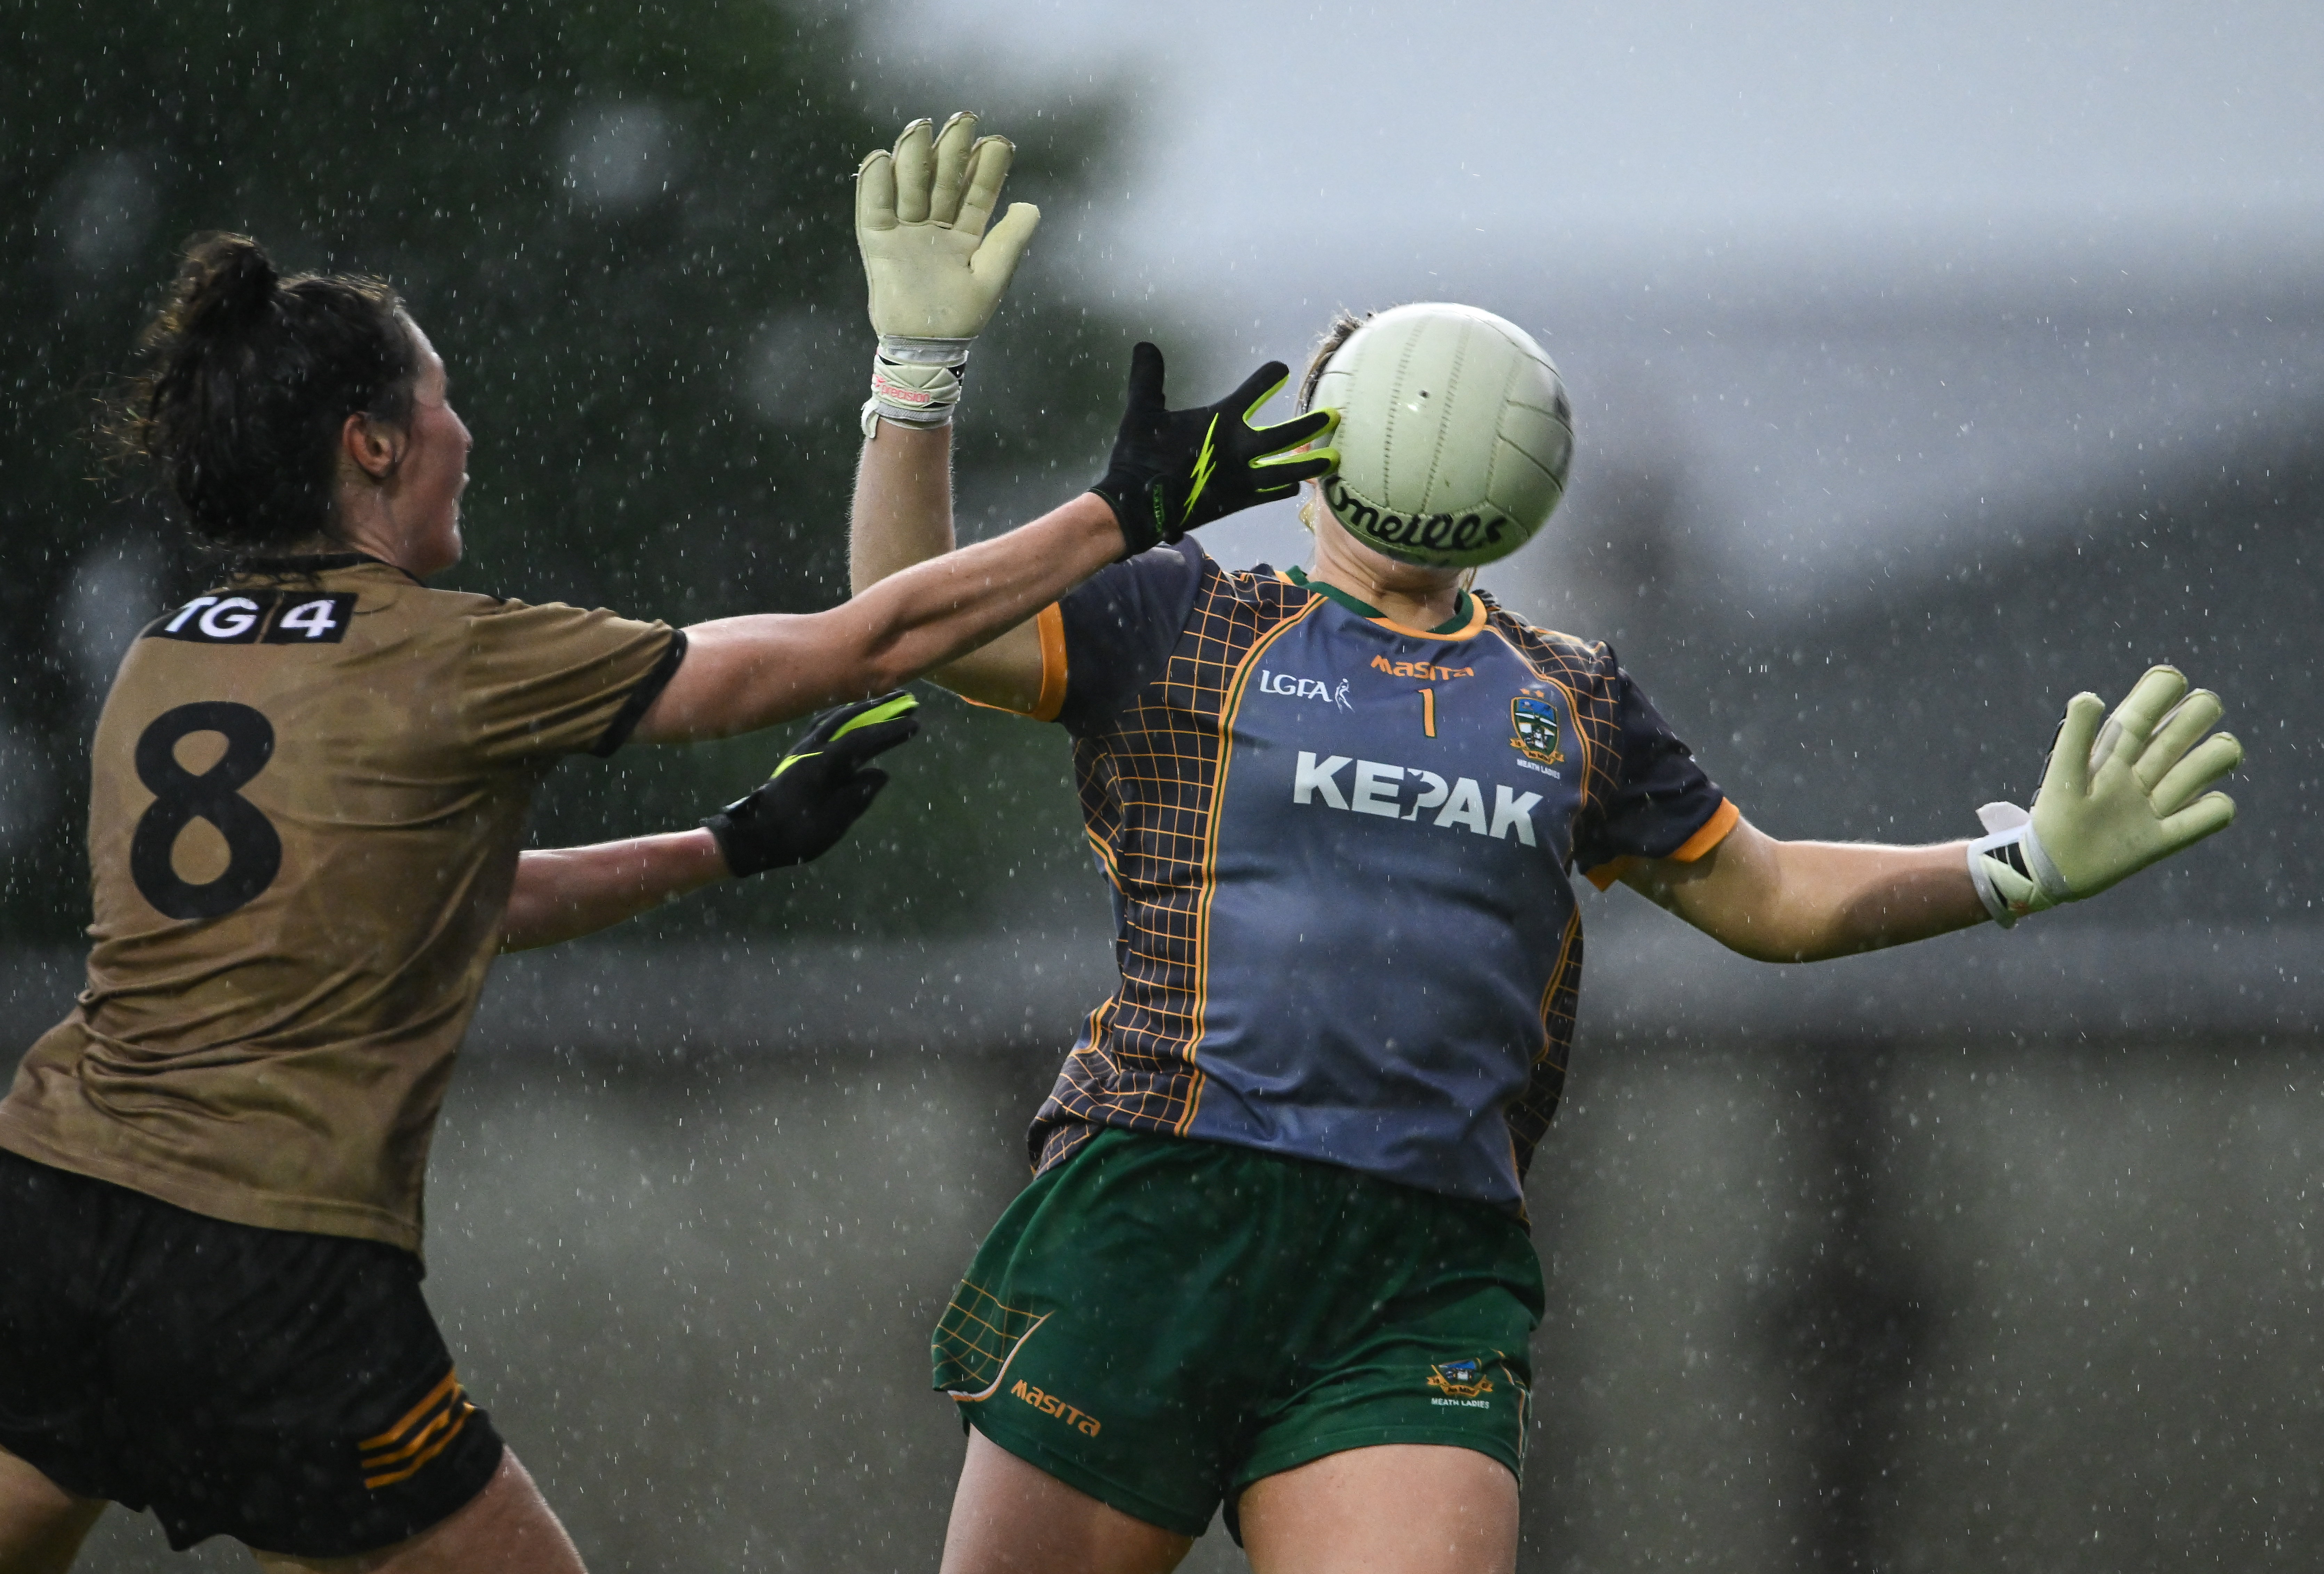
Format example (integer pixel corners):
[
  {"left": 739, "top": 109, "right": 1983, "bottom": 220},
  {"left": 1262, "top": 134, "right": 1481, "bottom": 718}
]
[
  {"left": 850, "top": 303, "right": 2244, "bottom": 1574},
  {"left": 0, "top": 114, "right": 1330, "bottom": 1574}
]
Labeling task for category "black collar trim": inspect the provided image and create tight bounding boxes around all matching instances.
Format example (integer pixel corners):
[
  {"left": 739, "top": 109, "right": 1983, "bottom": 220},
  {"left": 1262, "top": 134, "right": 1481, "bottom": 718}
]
[{"left": 233, "top": 552, "right": 421, "bottom": 585}]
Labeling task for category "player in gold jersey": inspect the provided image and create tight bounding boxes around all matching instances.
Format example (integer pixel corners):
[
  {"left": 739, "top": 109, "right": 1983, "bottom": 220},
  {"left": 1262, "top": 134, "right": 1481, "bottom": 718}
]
[{"left": 0, "top": 113, "right": 1333, "bottom": 1574}]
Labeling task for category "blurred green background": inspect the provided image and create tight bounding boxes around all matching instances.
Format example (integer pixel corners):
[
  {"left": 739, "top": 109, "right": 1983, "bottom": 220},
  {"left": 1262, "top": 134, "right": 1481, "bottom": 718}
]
[
  {"left": 0, "top": 0, "right": 1127, "bottom": 947},
  {"left": 8, "top": 3, "right": 2323, "bottom": 1572}
]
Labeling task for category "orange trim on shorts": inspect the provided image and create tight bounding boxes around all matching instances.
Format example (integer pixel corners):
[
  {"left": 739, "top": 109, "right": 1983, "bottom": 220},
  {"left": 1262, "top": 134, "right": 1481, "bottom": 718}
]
[
  {"left": 361, "top": 1370, "right": 460, "bottom": 1450},
  {"left": 357, "top": 1368, "right": 477, "bottom": 1490},
  {"left": 362, "top": 1408, "right": 472, "bottom": 1488},
  {"left": 1583, "top": 797, "right": 1740, "bottom": 892}
]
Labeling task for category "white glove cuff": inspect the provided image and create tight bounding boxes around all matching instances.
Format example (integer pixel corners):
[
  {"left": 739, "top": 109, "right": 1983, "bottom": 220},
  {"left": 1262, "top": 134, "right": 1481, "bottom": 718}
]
[
  {"left": 1966, "top": 801, "right": 2074, "bottom": 928},
  {"left": 860, "top": 335, "right": 974, "bottom": 436}
]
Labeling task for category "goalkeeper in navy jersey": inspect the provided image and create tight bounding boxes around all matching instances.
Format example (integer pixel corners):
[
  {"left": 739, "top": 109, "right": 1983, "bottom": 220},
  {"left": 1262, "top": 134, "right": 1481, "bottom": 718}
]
[{"left": 853, "top": 302, "right": 2243, "bottom": 1574}]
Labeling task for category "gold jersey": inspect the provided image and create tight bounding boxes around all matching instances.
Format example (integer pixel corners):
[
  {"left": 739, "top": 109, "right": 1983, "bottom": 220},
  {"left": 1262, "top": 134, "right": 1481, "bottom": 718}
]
[{"left": 0, "top": 555, "right": 679, "bottom": 1252}]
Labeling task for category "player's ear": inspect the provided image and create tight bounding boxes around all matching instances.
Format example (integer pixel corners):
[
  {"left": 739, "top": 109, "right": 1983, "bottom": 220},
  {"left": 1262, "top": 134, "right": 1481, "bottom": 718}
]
[{"left": 340, "top": 411, "right": 403, "bottom": 481}]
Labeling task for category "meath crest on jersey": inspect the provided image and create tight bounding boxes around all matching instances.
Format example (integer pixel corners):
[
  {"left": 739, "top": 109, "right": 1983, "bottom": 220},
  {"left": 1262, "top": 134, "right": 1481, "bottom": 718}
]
[
  {"left": 1427, "top": 1359, "right": 1495, "bottom": 1399},
  {"left": 1508, "top": 693, "right": 1565, "bottom": 766}
]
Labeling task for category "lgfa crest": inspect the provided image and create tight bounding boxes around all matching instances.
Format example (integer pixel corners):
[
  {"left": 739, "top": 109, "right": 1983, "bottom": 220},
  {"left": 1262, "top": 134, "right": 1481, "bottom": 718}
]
[
  {"left": 1428, "top": 1359, "right": 1495, "bottom": 1399},
  {"left": 1508, "top": 692, "right": 1565, "bottom": 766}
]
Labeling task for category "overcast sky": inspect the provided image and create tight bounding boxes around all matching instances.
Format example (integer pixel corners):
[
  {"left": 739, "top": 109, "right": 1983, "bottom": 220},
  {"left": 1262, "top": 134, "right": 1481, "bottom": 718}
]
[
  {"left": 845, "top": 2, "right": 2324, "bottom": 614},
  {"left": 854, "top": 0, "right": 2324, "bottom": 306}
]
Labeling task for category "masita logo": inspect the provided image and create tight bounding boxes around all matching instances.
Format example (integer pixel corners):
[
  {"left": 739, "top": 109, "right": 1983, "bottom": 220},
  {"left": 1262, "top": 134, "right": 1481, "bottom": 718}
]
[
  {"left": 1370, "top": 655, "right": 1474, "bottom": 682},
  {"left": 1293, "top": 752, "right": 1542, "bottom": 845},
  {"left": 1009, "top": 1379, "right": 1101, "bottom": 1437},
  {"left": 1258, "top": 670, "right": 1352, "bottom": 709}
]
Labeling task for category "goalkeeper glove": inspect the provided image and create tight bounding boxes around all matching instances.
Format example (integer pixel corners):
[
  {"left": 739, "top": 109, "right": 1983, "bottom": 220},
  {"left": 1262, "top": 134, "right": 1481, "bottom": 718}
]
[
  {"left": 1091, "top": 343, "right": 1341, "bottom": 556},
  {"left": 1967, "top": 664, "right": 2241, "bottom": 927},
  {"left": 702, "top": 692, "right": 921, "bottom": 876},
  {"left": 855, "top": 112, "right": 1041, "bottom": 433}
]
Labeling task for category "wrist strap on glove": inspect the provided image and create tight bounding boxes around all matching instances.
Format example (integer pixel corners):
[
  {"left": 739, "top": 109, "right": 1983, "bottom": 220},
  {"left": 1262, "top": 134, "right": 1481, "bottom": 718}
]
[
  {"left": 1965, "top": 801, "right": 2074, "bottom": 928},
  {"left": 860, "top": 335, "right": 974, "bottom": 436}
]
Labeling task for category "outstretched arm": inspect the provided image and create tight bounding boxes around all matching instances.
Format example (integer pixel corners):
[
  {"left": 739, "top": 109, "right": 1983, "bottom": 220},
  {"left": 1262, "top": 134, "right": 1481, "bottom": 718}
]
[
  {"left": 1628, "top": 664, "right": 2242, "bottom": 961},
  {"left": 634, "top": 475, "right": 1121, "bottom": 743},
  {"left": 846, "top": 343, "right": 1341, "bottom": 712},
  {"left": 505, "top": 694, "right": 920, "bottom": 950},
  {"left": 503, "top": 832, "right": 730, "bottom": 952},
  {"left": 1623, "top": 819, "right": 1985, "bottom": 962}
]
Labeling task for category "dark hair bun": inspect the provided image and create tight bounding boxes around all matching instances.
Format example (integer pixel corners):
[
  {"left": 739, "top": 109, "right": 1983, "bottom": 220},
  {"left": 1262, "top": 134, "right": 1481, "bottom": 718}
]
[
  {"left": 115, "top": 233, "right": 417, "bottom": 554},
  {"left": 178, "top": 233, "right": 281, "bottom": 339}
]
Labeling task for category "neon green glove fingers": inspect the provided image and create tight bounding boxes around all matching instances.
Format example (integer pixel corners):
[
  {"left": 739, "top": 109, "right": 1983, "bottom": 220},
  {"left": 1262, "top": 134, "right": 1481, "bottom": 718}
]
[
  {"left": 1091, "top": 345, "right": 1342, "bottom": 555},
  {"left": 1967, "top": 664, "right": 2244, "bottom": 927},
  {"left": 853, "top": 112, "right": 1042, "bottom": 434}
]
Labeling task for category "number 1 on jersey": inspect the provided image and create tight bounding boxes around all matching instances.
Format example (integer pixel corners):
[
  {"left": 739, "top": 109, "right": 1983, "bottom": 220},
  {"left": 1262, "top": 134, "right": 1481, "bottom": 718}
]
[{"left": 1418, "top": 686, "right": 1437, "bottom": 738}]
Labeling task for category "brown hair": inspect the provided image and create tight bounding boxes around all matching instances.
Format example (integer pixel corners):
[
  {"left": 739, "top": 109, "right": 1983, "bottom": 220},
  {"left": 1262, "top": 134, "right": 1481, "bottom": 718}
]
[
  {"left": 115, "top": 233, "right": 419, "bottom": 554},
  {"left": 1297, "top": 307, "right": 1372, "bottom": 411}
]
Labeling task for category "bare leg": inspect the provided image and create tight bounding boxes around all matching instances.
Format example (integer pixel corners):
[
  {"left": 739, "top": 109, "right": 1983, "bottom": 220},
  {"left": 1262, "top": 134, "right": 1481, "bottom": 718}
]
[
  {"left": 1238, "top": 1445, "right": 1518, "bottom": 1574},
  {"left": 0, "top": 1446, "right": 104, "bottom": 1574},
  {"left": 250, "top": 1450, "right": 584, "bottom": 1574},
  {"left": 939, "top": 1428, "right": 1193, "bottom": 1574}
]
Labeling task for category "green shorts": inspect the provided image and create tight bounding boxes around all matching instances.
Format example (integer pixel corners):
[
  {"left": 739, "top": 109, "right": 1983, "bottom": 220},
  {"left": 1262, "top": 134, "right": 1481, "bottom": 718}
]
[{"left": 931, "top": 1128, "right": 1543, "bottom": 1539}]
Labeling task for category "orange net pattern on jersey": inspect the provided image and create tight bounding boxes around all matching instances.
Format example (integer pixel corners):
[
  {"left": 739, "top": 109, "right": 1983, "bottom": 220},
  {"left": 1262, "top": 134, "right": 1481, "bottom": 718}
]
[{"left": 1029, "top": 574, "right": 1632, "bottom": 1189}]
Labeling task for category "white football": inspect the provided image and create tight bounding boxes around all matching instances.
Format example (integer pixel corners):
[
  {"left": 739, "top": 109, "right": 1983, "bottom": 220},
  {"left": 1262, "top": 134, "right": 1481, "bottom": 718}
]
[{"left": 1309, "top": 303, "right": 1573, "bottom": 568}]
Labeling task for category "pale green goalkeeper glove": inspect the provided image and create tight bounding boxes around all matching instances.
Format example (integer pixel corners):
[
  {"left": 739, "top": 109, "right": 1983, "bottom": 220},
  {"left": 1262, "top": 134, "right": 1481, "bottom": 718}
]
[
  {"left": 855, "top": 112, "right": 1041, "bottom": 433},
  {"left": 1967, "top": 664, "right": 2242, "bottom": 927}
]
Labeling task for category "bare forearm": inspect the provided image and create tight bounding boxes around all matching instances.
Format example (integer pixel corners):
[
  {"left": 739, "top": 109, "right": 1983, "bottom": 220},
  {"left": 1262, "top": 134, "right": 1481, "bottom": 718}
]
[
  {"left": 849, "top": 422, "right": 957, "bottom": 592},
  {"left": 635, "top": 491, "right": 1118, "bottom": 743},
  {"left": 1743, "top": 837, "right": 1987, "bottom": 960},
  {"left": 502, "top": 830, "right": 730, "bottom": 951},
  {"left": 846, "top": 422, "right": 1049, "bottom": 706},
  {"left": 1634, "top": 819, "right": 1989, "bottom": 963}
]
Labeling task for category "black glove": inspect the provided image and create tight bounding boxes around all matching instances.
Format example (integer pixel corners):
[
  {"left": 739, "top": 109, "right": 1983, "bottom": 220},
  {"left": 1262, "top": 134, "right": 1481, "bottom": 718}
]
[
  {"left": 702, "top": 692, "right": 921, "bottom": 875},
  {"left": 1090, "top": 342, "right": 1340, "bottom": 556}
]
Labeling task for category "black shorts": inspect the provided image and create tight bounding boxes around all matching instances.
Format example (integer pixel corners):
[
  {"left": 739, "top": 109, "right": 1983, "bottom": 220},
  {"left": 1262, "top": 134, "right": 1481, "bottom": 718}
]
[{"left": 0, "top": 1148, "right": 504, "bottom": 1556}]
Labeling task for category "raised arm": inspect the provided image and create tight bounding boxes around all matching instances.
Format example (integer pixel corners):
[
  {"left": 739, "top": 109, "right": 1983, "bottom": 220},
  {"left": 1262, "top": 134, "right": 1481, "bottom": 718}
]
[
  {"left": 1625, "top": 665, "right": 2242, "bottom": 961},
  {"left": 846, "top": 339, "right": 1342, "bottom": 715},
  {"left": 845, "top": 415, "right": 1050, "bottom": 711},
  {"left": 646, "top": 113, "right": 1332, "bottom": 745}
]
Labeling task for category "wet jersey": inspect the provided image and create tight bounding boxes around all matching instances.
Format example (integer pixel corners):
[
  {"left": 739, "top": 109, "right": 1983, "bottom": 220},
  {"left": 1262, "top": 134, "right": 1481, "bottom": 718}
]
[
  {"left": 0, "top": 555, "right": 681, "bottom": 1252},
  {"left": 1003, "top": 540, "right": 1736, "bottom": 1210}
]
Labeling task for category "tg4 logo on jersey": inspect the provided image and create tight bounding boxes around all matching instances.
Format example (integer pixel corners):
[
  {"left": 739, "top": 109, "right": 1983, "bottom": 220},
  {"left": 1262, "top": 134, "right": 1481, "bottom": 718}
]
[{"left": 145, "top": 591, "right": 357, "bottom": 645}]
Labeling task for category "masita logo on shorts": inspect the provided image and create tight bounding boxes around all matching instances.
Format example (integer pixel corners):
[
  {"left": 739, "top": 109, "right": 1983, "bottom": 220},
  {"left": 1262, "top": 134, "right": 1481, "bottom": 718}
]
[
  {"left": 1293, "top": 752, "right": 1543, "bottom": 845},
  {"left": 1427, "top": 1359, "right": 1494, "bottom": 1404},
  {"left": 1009, "top": 1378, "right": 1101, "bottom": 1437}
]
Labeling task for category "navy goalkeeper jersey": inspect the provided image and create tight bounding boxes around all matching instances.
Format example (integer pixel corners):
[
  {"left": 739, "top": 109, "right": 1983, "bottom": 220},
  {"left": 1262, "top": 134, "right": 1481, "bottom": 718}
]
[{"left": 1007, "top": 539, "right": 1735, "bottom": 1210}]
